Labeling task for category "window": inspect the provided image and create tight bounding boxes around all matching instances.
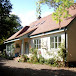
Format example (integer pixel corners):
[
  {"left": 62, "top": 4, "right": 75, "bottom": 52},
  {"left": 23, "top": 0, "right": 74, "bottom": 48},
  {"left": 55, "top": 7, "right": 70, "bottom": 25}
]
[
  {"left": 7, "top": 44, "right": 11, "bottom": 51},
  {"left": 34, "top": 39, "right": 41, "bottom": 49},
  {"left": 7, "top": 43, "right": 15, "bottom": 51},
  {"left": 50, "top": 35, "right": 61, "bottom": 49}
]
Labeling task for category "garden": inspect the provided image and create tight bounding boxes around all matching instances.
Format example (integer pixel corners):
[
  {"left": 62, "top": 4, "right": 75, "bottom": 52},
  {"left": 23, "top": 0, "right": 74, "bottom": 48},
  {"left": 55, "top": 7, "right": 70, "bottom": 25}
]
[{"left": 14, "top": 44, "right": 67, "bottom": 67}]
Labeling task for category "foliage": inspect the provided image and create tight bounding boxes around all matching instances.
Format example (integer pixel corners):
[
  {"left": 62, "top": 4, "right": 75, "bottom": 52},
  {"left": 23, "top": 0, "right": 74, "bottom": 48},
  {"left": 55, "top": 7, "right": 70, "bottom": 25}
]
[
  {"left": 46, "top": 51, "right": 60, "bottom": 61},
  {"left": 29, "top": 55, "right": 38, "bottom": 63},
  {"left": 30, "top": 48, "right": 38, "bottom": 56},
  {"left": 38, "top": 55, "right": 45, "bottom": 64},
  {"left": 18, "top": 47, "right": 66, "bottom": 67},
  {"left": 0, "top": 14, "right": 22, "bottom": 44},
  {"left": 44, "top": 58, "right": 65, "bottom": 67},
  {"left": 36, "top": 0, "right": 74, "bottom": 27},
  {"left": 28, "top": 48, "right": 38, "bottom": 63},
  {"left": 36, "top": 1, "right": 41, "bottom": 19},
  {"left": 18, "top": 55, "right": 29, "bottom": 62},
  {"left": 0, "top": 49, "right": 13, "bottom": 60},
  {"left": 0, "top": 0, "right": 23, "bottom": 51},
  {"left": 28, "top": 48, "right": 64, "bottom": 66},
  {"left": 58, "top": 42, "right": 67, "bottom": 62},
  {"left": 0, "top": 0, "right": 12, "bottom": 40}
]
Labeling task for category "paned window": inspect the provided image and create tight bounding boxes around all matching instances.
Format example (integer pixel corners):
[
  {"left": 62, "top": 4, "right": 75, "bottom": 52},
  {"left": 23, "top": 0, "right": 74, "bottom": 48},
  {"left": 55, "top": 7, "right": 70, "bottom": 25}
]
[
  {"left": 50, "top": 35, "right": 61, "bottom": 49},
  {"left": 34, "top": 39, "right": 41, "bottom": 49}
]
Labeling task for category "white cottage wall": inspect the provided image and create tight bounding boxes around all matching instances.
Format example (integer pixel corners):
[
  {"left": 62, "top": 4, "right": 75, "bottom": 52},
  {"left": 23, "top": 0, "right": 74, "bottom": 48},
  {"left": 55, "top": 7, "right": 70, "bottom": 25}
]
[{"left": 30, "top": 32, "right": 65, "bottom": 60}]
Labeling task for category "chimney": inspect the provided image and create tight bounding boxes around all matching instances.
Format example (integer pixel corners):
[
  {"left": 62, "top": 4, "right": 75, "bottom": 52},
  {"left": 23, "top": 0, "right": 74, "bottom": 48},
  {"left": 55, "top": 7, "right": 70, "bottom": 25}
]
[{"left": 37, "top": 15, "right": 41, "bottom": 20}]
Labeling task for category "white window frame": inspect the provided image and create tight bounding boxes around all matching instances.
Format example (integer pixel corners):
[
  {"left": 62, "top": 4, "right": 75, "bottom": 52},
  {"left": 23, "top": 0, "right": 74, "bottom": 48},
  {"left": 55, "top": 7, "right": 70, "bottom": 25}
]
[
  {"left": 34, "top": 38, "right": 41, "bottom": 49},
  {"left": 50, "top": 35, "right": 61, "bottom": 49}
]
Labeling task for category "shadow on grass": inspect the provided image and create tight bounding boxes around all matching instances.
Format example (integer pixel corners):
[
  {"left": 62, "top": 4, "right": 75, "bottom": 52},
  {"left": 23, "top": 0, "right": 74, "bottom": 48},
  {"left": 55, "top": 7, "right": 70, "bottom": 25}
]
[{"left": 0, "top": 57, "right": 76, "bottom": 76}]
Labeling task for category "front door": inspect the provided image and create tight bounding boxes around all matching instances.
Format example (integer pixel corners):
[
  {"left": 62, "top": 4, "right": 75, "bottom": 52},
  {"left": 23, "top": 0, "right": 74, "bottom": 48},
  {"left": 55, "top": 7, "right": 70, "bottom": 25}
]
[{"left": 25, "top": 42, "right": 29, "bottom": 54}]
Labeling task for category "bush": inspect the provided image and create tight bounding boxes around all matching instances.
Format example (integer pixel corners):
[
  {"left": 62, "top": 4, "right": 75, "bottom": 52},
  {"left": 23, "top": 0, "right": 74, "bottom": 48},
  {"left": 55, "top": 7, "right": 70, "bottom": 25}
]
[
  {"left": 56, "top": 61, "right": 65, "bottom": 67},
  {"left": 18, "top": 55, "right": 29, "bottom": 62},
  {"left": 28, "top": 48, "right": 38, "bottom": 63},
  {"left": 23, "top": 54, "right": 29, "bottom": 61},
  {"left": 2, "top": 50, "right": 6, "bottom": 58},
  {"left": 33, "top": 56, "right": 38, "bottom": 63},
  {"left": 58, "top": 42, "right": 67, "bottom": 62},
  {"left": 28, "top": 55, "right": 38, "bottom": 63},
  {"left": 30, "top": 48, "right": 37, "bottom": 56},
  {"left": 19, "top": 57, "right": 25, "bottom": 62},
  {"left": 0, "top": 50, "right": 13, "bottom": 60},
  {"left": 38, "top": 55, "right": 45, "bottom": 64},
  {"left": 17, "top": 47, "right": 66, "bottom": 67}
]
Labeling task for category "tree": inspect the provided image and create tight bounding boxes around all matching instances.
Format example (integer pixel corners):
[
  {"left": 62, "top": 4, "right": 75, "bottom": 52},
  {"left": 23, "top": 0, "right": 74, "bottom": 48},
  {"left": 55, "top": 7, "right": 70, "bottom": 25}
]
[
  {"left": 0, "top": 0, "right": 12, "bottom": 24},
  {"left": 0, "top": 14, "right": 22, "bottom": 51},
  {"left": 36, "top": 0, "right": 75, "bottom": 27},
  {"left": 0, "top": 0, "right": 23, "bottom": 51},
  {"left": 4, "top": 14, "right": 22, "bottom": 36},
  {"left": 36, "top": 2, "right": 41, "bottom": 19}
]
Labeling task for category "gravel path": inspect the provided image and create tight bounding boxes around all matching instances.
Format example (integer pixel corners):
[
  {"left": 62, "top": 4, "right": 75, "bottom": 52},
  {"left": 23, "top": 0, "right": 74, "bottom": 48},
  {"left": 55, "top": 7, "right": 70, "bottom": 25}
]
[{"left": 0, "top": 57, "right": 76, "bottom": 76}]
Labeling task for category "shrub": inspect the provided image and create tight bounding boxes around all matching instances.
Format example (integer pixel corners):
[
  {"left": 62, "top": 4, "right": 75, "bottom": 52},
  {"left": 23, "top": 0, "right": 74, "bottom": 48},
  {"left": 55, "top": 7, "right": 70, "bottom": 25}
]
[
  {"left": 2, "top": 49, "right": 7, "bottom": 58},
  {"left": 33, "top": 56, "right": 38, "bottom": 63},
  {"left": 29, "top": 48, "right": 39, "bottom": 63},
  {"left": 56, "top": 61, "right": 65, "bottom": 67},
  {"left": 23, "top": 54, "right": 29, "bottom": 61},
  {"left": 50, "top": 58, "right": 56, "bottom": 64},
  {"left": 28, "top": 55, "right": 38, "bottom": 63},
  {"left": 30, "top": 48, "right": 37, "bottom": 56},
  {"left": 18, "top": 47, "right": 66, "bottom": 67},
  {"left": 18, "top": 55, "right": 29, "bottom": 62},
  {"left": 38, "top": 55, "right": 45, "bottom": 64},
  {"left": 58, "top": 42, "right": 67, "bottom": 65}
]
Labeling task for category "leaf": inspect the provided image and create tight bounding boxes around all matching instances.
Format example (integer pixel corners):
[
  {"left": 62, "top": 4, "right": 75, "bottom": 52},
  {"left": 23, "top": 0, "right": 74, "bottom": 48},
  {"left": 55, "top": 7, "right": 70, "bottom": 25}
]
[
  {"left": 56, "top": 0, "right": 60, "bottom": 3},
  {"left": 37, "top": 0, "right": 74, "bottom": 27}
]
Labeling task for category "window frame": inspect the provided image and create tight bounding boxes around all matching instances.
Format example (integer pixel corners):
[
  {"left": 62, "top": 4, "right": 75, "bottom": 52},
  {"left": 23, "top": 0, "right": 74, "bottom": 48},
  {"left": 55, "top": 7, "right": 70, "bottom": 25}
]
[
  {"left": 34, "top": 39, "right": 41, "bottom": 49},
  {"left": 7, "top": 44, "right": 11, "bottom": 51},
  {"left": 50, "top": 35, "right": 61, "bottom": 49},
  {"left": 7, "top": 43, "right": 14, "bottom": 51}
]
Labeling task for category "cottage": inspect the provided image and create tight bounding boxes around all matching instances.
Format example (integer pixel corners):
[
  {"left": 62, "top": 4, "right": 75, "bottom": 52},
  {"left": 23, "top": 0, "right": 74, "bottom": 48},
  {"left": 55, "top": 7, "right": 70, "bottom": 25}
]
[{"left": 4, "top": 6, "right": 76, "bottom": 63}]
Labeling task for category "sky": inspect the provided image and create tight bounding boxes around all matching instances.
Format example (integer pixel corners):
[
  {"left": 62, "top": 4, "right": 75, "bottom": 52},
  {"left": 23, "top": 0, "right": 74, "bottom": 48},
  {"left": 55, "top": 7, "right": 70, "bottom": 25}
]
[{"left": 10, "top": 0, "right": 54, "bottom": 27}]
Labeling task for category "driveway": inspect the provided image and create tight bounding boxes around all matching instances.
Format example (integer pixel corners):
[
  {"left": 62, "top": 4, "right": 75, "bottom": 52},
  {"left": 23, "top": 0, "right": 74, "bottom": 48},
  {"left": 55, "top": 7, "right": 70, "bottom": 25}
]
[{"left": 0, "top": 57, "right": 76, "bottom": 76}]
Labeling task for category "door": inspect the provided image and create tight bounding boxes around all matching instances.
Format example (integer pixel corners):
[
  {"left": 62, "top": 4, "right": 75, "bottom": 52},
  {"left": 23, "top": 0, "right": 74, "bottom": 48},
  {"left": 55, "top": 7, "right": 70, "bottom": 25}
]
[{"left": 25, "top": 42, "right": 29, "bottom": 54}]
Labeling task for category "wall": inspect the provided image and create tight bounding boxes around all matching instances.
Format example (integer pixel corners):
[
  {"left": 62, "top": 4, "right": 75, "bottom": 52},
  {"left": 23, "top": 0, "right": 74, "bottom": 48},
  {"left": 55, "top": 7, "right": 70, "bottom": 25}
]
[
  {"left": 67, "top": 18, "right": 76, "bottom": 62},
  {"left": 30, "top": 32, "right": 65, "bottom": 60},
  {"left": 14, "top": 40, "right": 22, "bottom": 54}
]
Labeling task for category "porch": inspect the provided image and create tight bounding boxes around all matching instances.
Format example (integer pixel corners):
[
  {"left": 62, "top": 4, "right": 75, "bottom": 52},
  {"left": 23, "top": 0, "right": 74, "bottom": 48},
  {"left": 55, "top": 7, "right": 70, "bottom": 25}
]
[
  {"left": 6, "top": 38, "right": 30, "bottom": 57},
  {"left": 15, "top": 38, "right": 30, "bottom": 56}
]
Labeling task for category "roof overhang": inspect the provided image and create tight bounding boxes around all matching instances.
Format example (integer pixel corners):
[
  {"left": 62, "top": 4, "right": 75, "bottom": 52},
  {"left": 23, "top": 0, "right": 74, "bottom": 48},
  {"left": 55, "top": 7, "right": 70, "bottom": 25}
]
[
  {"left": 4, "top": 34, "right": 29, "bottom": 44},
  {"left": 4, "top": 27, "right": 67, "bottom": 43},
  {"left": 4, "top": 38, "right": 20, "bottom": 44},
  {"left": 30, "top": 28, "right": 66, "bottom": 38}
]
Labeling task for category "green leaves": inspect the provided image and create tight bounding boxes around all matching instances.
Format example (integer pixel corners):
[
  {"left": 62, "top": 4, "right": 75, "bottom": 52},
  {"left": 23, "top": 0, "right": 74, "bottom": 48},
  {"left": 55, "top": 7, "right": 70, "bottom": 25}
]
[
  {"left": 36, "top": 1, "right": 41, "bottom": 19},
  {"left": 36, "top": 0, "right": 74, "bottom": 27},
  {"left": 0, "top": 0, "right": 23, "bottom": 50},
  {"left": 55, "top": 0, "right": 61, "bottom": 3}
]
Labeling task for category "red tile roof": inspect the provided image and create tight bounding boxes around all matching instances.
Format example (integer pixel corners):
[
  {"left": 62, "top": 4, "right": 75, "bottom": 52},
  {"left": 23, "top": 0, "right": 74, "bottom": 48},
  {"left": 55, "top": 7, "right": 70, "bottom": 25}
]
[
  {"left": 5, "top": 26, "right": 29, "bottom": 41},
  {"left": 6, "top": 6, "right": 76, "bottom": 41},
  {"left": 30, "top": 7, "right": 76, "bottom": 35}
]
